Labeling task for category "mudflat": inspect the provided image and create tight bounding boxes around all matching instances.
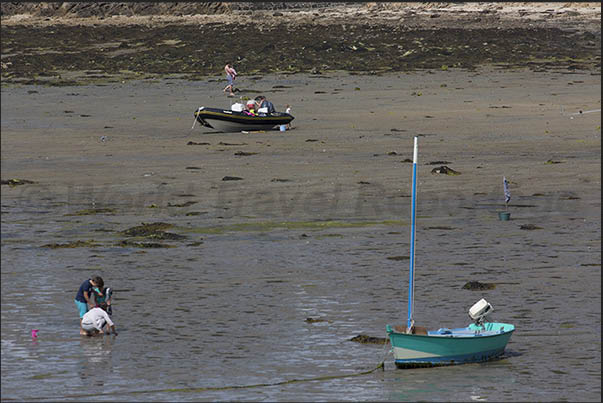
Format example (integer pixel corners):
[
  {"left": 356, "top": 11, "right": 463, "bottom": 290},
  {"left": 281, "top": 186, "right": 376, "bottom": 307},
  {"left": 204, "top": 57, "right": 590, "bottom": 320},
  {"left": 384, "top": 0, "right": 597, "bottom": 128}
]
[
  {"left": 1, "top": 67, "right": 600, "bottom": 227},
  {"left": 1, "top": 3, "right": 601, "bottom": 401},
  {"left": 1, "top": 67, "right": 601, "bottom": 401}
]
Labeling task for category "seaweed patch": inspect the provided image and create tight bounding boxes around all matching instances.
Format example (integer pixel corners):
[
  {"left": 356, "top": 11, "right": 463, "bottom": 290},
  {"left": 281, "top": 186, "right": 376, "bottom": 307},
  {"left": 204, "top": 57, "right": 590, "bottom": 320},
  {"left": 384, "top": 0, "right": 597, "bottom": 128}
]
[
  {"left": 350, "top": 334, "right": 389, "bottom": 345},
  {"left": 42, "top": 240, "right": 99, "bottom": 249},
  {"left": 462, "top": 281, "right": 496, "bottom": 290},
  {"left": 1, "top": 178, "right": 35, "bottom": 187},
  {"left": 65, "top": 208, "right": 116, "bottom": 216}
]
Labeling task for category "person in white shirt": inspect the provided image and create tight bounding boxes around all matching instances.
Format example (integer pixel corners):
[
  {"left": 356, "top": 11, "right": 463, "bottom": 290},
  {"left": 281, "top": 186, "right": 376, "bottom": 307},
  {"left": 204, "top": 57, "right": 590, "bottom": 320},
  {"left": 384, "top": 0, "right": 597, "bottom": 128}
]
[
  {"left": 81, "top": 303, "right": 117, "bottom": 337},
  {"left": 285, "top": 104, "right": 292, "bottom": 129}
]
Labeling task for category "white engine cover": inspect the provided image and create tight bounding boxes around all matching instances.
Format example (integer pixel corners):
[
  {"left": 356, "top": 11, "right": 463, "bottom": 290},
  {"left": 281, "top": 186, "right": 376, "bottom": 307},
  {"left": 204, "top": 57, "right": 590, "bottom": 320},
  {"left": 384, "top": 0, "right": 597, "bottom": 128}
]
[
  {"left": 231, "top": 103, "right": 244, "bottom": 112},
  {"left": 469, "top": 298, "right": 493, "bottom": 320}
]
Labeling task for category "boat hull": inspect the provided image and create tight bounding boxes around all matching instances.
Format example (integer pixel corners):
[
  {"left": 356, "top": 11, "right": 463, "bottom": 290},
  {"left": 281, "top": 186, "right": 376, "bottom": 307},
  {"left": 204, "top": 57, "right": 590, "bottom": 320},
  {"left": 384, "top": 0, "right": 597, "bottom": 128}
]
[
  {"left": 194, "top": 107, "right": 294, "bottom": 133},
  {"left": 386, "top": 322, "right": 514, "bottom": 368}
]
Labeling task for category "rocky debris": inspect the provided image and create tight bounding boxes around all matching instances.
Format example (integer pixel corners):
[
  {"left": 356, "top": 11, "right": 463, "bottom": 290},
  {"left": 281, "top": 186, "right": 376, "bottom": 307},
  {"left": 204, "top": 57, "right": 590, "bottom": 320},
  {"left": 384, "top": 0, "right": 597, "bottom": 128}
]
[
  {"left": 0, "top": 2, "right": 232, "bottom": 18},
  {"left": 431, "top": 166, "right": 461, "bottom": 175},
  {"left": 2, "top": 10, "right": 599, "bottom": 86},
  {"left": 222, "top": 176, "right": 243, "bottom": 181},
  {"left": 2, "top": 2, "right": 600, "bottom": 20}
]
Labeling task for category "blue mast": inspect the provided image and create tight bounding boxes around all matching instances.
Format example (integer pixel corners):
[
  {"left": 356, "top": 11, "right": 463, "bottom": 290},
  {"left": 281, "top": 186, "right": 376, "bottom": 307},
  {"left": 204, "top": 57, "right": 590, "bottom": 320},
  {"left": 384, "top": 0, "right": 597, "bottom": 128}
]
[{"left": 407, "top": 137, "right": 418, "bottom": 330}]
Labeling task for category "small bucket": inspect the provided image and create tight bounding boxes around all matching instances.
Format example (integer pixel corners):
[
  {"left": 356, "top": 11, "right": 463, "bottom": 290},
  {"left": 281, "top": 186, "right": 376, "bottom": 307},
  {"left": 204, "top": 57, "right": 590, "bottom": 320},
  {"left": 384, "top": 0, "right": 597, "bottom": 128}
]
[
  {"left": 498, "top": 211, "right": 511, "bottom": 221},
  {"left": 279, "top": 125, "right": 286, "bottom": 132}
]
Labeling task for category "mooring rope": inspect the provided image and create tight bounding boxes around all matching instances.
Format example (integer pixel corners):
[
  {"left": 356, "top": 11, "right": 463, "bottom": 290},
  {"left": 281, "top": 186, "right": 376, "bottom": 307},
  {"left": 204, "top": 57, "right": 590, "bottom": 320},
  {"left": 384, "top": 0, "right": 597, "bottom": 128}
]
[
  {"left": 561, "top": 105, "right": 601, "bottom": 117},
  {"left": 380, "top": 331, "right": 394, "bottom": 364},
  {"left": 15, "top": 360, "right": 386, "bottom": 400},
  {"left": 130, "top": 361, "right": 386, "bottom": 395}
]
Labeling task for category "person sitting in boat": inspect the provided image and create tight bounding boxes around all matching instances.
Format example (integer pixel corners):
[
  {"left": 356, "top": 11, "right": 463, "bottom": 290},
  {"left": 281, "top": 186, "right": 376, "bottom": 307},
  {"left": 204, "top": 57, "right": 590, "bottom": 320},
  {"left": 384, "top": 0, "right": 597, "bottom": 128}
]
[
  {"left": 243, "top": 99, "right": 257, "bottom": 116},
  {"left": 255, "top": 95, "right": 275, "bottom": 115}
]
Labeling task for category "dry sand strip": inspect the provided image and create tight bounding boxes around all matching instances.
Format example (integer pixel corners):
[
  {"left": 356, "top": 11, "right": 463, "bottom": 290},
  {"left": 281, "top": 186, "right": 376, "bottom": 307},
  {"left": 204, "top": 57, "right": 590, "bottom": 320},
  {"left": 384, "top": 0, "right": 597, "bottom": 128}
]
[{"left": 0, "top": 2, "right": 601, "bottom": 29}]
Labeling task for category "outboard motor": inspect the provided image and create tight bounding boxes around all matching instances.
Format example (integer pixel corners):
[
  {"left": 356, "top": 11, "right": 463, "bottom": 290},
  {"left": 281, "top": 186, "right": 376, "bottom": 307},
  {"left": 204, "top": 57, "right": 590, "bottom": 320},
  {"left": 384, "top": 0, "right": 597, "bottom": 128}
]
[
  {"left": 231, "top": 103, "right": 244, "bottom": 112},
  {"left": 469, "top": 298, "right": 493, "bottom": 326}
]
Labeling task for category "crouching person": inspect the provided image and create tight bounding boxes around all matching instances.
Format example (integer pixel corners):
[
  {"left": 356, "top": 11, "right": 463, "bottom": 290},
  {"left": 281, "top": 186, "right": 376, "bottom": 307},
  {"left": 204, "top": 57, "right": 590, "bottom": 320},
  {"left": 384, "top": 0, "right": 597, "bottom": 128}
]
[{"left": 81, "top": 303, "right": 117, "bottom": 337}]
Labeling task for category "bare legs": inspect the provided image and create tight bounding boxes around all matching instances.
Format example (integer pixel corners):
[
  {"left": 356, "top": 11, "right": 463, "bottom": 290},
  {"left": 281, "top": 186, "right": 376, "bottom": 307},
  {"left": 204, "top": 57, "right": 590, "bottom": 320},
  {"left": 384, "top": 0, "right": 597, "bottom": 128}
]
[{"left": 223, "top": 84, "right": 235, "bottom": 96}]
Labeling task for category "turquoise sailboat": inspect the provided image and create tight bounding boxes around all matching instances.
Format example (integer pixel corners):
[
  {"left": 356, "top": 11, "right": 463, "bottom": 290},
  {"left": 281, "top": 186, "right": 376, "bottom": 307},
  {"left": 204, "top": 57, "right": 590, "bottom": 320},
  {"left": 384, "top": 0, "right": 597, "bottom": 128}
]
[{"left": 386, "top": 137, "right": 515, "bottom": 368}]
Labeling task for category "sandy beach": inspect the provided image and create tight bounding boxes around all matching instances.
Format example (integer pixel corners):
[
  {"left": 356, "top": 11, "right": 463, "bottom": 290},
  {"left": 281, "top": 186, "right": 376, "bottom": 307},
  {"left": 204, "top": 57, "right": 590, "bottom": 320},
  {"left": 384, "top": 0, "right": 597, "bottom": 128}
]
[
  {"left": 1, "top": 3, "right": 601, "bottom": 401},
  {"left": 1, "top": 65, "right": 601, "bottom": 223}
]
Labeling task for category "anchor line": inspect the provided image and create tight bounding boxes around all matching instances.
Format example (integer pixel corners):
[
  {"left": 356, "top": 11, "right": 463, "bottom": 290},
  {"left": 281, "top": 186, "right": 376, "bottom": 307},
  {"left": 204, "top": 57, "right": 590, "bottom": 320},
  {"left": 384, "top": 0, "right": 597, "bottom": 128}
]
[{"left": 16, "top": 362, "right": 386, "bottom": 400}]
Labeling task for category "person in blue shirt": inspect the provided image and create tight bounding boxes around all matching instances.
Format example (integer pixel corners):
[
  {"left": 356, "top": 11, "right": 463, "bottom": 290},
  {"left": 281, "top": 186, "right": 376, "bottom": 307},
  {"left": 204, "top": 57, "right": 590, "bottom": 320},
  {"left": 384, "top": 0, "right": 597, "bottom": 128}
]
[
  {"left": 255, "top": 95, "right": 275, "bottom": 115},
  {"left": 75, "top": 276, "right": 103, "bottom": 335}
]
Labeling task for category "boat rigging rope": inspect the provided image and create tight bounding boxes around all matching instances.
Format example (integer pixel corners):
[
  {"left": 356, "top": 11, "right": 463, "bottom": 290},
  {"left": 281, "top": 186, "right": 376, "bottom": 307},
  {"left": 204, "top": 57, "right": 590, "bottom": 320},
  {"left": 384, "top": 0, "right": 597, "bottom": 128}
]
[{"left": 191, "top": 106, "right": 203, "bottom": 129}]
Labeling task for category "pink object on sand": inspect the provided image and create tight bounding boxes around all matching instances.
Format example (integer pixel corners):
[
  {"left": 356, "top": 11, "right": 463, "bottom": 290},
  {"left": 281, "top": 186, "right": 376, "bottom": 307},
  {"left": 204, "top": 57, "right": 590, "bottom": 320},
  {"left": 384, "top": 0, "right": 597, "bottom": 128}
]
[{"left": 31, "top": 329, "right": 39, "bottom": 338}]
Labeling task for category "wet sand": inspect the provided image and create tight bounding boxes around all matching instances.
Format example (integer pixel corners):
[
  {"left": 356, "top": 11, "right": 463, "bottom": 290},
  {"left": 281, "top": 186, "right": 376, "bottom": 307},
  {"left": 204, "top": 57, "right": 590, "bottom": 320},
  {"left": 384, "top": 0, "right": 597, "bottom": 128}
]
[
  {"left": 1, "top": 68, "right": 600, "bottom": 224},
  {"left": 1, "top": 68, "right": 601, "bottom": 401}
]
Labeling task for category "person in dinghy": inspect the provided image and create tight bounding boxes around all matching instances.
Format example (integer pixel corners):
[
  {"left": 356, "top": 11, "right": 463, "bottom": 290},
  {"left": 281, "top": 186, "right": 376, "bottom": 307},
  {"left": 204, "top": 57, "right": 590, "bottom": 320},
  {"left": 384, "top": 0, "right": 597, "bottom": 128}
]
[
  {"left": 243, "top": 99, "right": 257, "bottom": 116},
  {"left": 255, "top": 95, "right": 276, "bottom": 115}
]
